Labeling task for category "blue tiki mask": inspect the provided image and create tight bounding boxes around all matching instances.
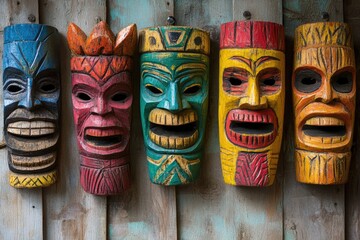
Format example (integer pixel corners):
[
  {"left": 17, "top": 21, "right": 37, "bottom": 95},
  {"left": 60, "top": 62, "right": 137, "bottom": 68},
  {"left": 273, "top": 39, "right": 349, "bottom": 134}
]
[{"left": 3, "top": 24, "right": 60, "bottom": 188}]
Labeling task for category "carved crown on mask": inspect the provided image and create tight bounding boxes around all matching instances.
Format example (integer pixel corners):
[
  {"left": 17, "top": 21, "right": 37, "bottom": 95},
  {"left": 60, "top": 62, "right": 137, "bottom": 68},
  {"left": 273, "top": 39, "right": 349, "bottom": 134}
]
[{"left": 67, "top": 21, "right": 137, "bottom": 57}]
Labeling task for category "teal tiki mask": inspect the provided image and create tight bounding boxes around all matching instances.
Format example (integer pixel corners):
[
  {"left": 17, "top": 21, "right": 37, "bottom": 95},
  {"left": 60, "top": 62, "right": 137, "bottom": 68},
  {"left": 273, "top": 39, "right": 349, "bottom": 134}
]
[{"left": 139, "top": 26, "right": 210, "bottom": 185}]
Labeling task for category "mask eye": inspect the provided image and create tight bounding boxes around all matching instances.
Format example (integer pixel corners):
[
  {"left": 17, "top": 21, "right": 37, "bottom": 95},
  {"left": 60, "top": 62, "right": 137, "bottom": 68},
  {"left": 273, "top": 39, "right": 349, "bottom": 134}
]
[
  {"left": 145, "top": 84, "right": 163, "bottom": 95},
  {"left": 76, "top": 92, "right": 92, "bottom": 101},
  {"left": 228, "top": 77, "right": 242, "bottom": 86},
  {"left": 184, "top": 84, "right": 201, "bottom": 95},
  {"left": 223, "top": 67, "right": 248, "bottom": 94},
  {"left": 294, "top": 69, "right": 322, "bottom": 93},
  {"left": 259, "top": 68, "right": 281, "bottom": 94},
  {"left": 111, "top": 93, "right": 128, "bottom": 102},
  {"left": 7, "top": 84, "right": 24, "bottom": 94},
  {"left": 331, "top": 71, "right": 353, "bottom": 93},
  {"left": 39, "top": 81, "right": 57, "bottom": 93}
]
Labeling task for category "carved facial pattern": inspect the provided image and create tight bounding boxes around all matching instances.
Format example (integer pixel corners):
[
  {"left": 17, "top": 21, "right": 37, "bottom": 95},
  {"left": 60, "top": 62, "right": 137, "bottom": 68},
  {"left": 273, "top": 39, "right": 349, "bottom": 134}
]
[
  {"left": 140, "top": 52, "right": 209, "bottom": 185},
  {"left": 3, "top": 24, "right": 60, "bottom": 188},
  {"left": 68, "top": 21, "right": 136, "bottom": 195},
  {"left": 219, "top": 49, "right": 285, "bottom": 186},
  {"left": 292, "top": 22, "right": 355, "bottom": 184}
]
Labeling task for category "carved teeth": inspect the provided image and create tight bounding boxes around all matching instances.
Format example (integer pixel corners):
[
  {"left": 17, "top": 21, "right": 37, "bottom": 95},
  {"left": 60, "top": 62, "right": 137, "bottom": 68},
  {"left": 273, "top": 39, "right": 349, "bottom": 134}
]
[
  {"left": 149, "top": 130, "right": 198, "bottom": 149},
  {"left": 7, "top": 121, "right": 55, "bottom": 136},
  {"left": 305, "top": 117, "right": 344, "bottom": 126},
  {"left": 85, "top": 128, "right": 122, "bottom": 137},
  {"left": 303, "top": 134, "right": 346, "bottom": 144},
  {"left": 149, "top": 109, "right": 197, "bottom": 126},
  {"left": 10, "top": 152, "right": 56, "bottom": 171}
]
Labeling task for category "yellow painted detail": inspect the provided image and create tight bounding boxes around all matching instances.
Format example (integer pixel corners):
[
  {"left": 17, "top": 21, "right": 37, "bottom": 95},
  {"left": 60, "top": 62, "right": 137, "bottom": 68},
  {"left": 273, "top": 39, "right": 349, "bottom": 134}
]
[
  {"left": 295, "top": 150, "right": 350, "bottom": 184},
  {"left": 139, "top": 27, "right": 210, "bottom": 55},
  {"left": 218, "top": 48, "right": 285, "bottom": 186},
  {"left": 147, "top": 155, "right": 200, "bottom": 185},
  {"left": 9, "top": 170, "right": 56, "bottom": 188}
]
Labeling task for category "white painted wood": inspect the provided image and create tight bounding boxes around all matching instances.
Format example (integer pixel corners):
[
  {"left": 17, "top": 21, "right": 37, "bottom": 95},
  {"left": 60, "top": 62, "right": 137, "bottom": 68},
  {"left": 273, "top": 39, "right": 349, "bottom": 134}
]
[
  {"left": 39, "top": 0, "right": 107, "bottom": 239},
  {"left": 0, "top": 1, "right": 42, "bottom": 239}
]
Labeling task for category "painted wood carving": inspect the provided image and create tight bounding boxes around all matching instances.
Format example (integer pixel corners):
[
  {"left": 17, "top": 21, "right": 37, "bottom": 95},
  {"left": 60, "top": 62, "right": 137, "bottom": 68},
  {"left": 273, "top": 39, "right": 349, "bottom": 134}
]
[
  {"left": 293, "top": 22, "right": 355, "bottom": 184},
  {"left": 67, "top": 21, "right": 137, "bottom": 195},
  {"left": 219, "top": 21, "right": 285, "bottom": 186},
  {"left": 139, "top": 26, "right": 210, "bottom": 185},
  {"left": 3, "top": 24, "right": 60, "bottom": 188}
]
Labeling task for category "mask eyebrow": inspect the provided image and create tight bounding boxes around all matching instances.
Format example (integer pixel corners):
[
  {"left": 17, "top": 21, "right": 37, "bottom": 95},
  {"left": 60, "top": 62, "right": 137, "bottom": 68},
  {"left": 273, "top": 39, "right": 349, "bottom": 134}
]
[
  {"left": 230, "top": 55, "right": 280, "bottom": 73},
  {"left": 142, "top": 62, "right": 172, "bottom": 82},
  {"left": 174, "top": 63, "right": 207, "bottom": 80},
  {"left": 254, "top": 56, "right": 280, "bottom": 68}
]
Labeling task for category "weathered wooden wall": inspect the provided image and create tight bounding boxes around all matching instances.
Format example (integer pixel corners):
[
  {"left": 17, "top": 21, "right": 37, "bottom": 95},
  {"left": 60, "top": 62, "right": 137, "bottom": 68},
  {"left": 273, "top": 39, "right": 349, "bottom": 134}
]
[{"left": 0, "top": 0, "right": 358, "bottom": 239}]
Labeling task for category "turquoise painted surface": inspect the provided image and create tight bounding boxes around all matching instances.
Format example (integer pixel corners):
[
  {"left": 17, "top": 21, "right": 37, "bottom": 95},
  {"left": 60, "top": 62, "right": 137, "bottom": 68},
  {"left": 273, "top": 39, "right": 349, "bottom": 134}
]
[{"left": 140, "top": 52, "right": 209, "bottom": 185}]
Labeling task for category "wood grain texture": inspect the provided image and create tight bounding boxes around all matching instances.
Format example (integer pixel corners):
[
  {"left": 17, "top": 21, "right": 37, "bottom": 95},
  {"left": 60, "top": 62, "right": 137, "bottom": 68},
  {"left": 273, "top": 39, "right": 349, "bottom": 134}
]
[
  {"left": 232, "top": 0, "right": 282, "bottom": 24},
  {"left": 39, "top": 0, "right": 107, "bottom": 239},
  {"left": 107, "top": 0, "right": 177, "bottom": 239},
  {"left": 283, "top": 0, "right": 345, "bottom": 239},
  {"left": 0, "top": 0, "right": 39, "bottom": 31},
  {"left": 0, "top": 1, "right": 42, "bottom": 239},
  {"left": 175, "top": 0, "right": 283, "bottom": 239},
  {"left": 344, "top": 0, "right": 360, "bottom": 238}
]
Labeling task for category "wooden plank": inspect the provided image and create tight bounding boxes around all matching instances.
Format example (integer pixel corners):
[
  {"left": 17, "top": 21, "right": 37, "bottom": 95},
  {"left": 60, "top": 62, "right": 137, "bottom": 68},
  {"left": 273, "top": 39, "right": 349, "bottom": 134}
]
[
  {"left": 0, "top": 0, "right": 39, "bottom": 31},
  {"left": 283, "top": 1, "right": 345, "bottom": 239},
  {"left": 39, "top": 1, "right": 107, "bottom": 239},
  {"left": 175, "top": 0, "right": 283, "bottom": 239},
  {"left": 107, "top": 1, "right": 177, "bottom": 239},
  {"left": 233, "top": 0, "right": 282, "bottom": 24},
  {"left": 0, "top": 1, "right": 43, "bottom": 239},
  {"left": 344, "top": 0, "right": 360, "bottom": 238}
]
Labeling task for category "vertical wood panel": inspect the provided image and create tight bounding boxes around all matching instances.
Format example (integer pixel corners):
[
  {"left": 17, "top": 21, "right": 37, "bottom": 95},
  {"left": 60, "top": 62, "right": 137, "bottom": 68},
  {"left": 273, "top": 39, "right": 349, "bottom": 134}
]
[
  {"left": 0, "top": 1, "right": 42, "bottom": 240},
  {"left": 344, "top": 0, "right": 360, "bottom": 238},
  {"left": 283, "top": 1, "right": 345, "bottom": 239},
  {"left": 175, "top": 0, "right": 283, "bottom": 239},
  {"left": 39, "top": 1, "right": 107, "bottom": 239},
  {"left": 107, "top": 1, "right": 177, "bottom": 239},
  {"left": 233, "top": 0, "right": 282, "bottom": 24}
]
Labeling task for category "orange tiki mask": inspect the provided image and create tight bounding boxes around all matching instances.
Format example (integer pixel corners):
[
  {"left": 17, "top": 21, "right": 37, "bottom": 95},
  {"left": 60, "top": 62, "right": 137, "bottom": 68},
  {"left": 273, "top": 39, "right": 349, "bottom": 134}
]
[
  {"left": 219, "top": 21, "right": 285, "bottom": 186},
  {"left": 293, "top": 22, "right": 355, "bottom": 184}
]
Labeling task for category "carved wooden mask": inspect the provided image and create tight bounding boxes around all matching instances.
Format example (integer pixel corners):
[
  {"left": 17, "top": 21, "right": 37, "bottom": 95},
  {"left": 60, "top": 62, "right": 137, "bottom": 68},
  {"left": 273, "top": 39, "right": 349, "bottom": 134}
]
[
  {"left": 139, "top": 26, "right": 210, "bottom": 185},
  {"left": 219, "top": 21, "right": 285, "bottom": 186},
  {"left": 293, "top": 22, "right": 355, "bottom": 184},
  {"left": 3, "top": 24, "right": 60, "bottom": 188},
  {"left": 67, "top": 21, "right": 137, "bottom": 195}
]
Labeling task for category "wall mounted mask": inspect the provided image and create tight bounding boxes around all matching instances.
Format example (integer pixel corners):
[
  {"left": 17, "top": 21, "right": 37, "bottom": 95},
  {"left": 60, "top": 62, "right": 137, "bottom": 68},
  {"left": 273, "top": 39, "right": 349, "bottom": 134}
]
[
  {"left": 67, "top": 21, "right": 137, "bottom": 195},
  {"left": 139, "top": 26, "right": 210, "bottom": 185},
  {"left": 219, "top": 21, "right": 285, "bottom": 186},
  {"left": 293, "top": 22, "right": 355, "bottom": 184},
  {"left": 3, "top": 24, "right": 60, "bottom": 188}
]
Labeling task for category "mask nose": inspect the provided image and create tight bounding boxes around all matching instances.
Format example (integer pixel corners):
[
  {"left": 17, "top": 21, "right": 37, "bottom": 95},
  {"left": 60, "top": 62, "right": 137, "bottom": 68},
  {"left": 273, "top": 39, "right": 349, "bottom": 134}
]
[
  {"left": 91, "top": 96, "right": 111, "bottom": 115},
  {"left": 157, "top": 83, "right": 190, "bottom": 112},
  {"left": 18, "top": 77, "right": 41, "bottom": 110},
  {"left": 238, "top": 76, "right": 268, "bottom": 109},
  {"left": 315, "top": 79, "right": 338, "bottom": 103}
]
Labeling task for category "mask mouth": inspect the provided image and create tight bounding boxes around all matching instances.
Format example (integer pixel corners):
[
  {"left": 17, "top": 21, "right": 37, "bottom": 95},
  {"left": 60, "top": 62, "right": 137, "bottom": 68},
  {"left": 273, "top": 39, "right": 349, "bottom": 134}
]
[
  {"left": 7, "top": 120, "right": 56, "bottom": 138},
  {"left": 148, "top": 109, "right": 199, "bottom": 149},
  {"left": 226, "top": 109, "right": 278, "bottom": 149},
  {"left": 301, "top": 117, "right": 346, "bottom": 144},
  {"left": 84, "top": 128, "right": 123, "bottom": 148}
]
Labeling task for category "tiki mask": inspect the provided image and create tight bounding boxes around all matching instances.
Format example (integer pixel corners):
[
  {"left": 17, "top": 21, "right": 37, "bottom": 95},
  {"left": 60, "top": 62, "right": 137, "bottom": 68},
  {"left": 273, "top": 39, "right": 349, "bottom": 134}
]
[
  {"left": 67, "top": 21, "right": 137, "bottom": 195},
  {"left": 293, "top": 22, "right": 355, "bottom": 184},
  {"left": 139, "top": 26, "right": 210, "bottom": 185},
  {"left": 3, "top": 24, "right": 60, "bottom": 188},
  {"left": 219, "top": 21, "right": 285, "bottom": 187}
]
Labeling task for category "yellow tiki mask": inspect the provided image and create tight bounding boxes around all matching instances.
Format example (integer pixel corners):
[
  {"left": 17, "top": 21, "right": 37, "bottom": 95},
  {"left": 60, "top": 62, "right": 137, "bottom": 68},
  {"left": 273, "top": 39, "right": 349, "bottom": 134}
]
[
  {"left": 293, "top": 22, "right": 355, "bottom": 184},
  {"left": 219, "top": 21, "right": 285, "bottom": 186}
]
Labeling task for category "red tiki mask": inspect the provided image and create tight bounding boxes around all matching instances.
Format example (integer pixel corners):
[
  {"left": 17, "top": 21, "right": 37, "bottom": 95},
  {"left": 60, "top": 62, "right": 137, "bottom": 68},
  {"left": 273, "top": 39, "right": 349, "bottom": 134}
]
[{"left": 67, "top": 21, "right": 137, "bottom": 195}]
